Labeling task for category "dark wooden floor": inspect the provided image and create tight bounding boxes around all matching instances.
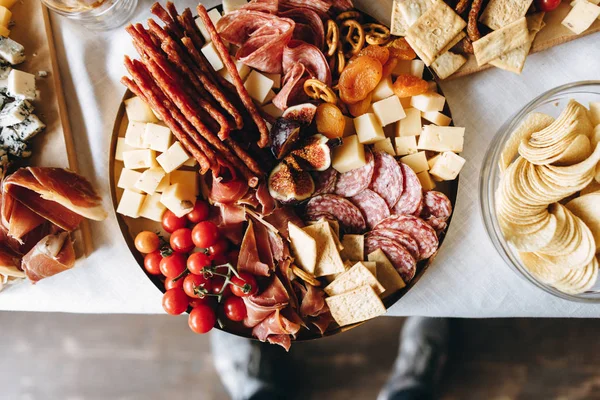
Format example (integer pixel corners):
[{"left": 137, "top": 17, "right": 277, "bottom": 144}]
[{"left": 2, "top": 312, "right": 600, "bottom": 400}]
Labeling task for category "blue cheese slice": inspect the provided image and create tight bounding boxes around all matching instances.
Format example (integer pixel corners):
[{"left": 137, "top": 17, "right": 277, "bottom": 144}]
[
  {"left": 0, "top": 98, "right": 33, "bottom": 127},
  {"left": 0, "top": 58, "right": 11, "bottom": 79},
  {"left": 0, "top": 128, "right": 30, "bottom": 157},
  {"left": 4, "top": 114, "right": 45, "bottom": 141},
  {"left": 7, "top": 69, "right": 36, "bottom": 100},
  {"left": 0, "top": 36, "right": 24, "bottom": 65}
]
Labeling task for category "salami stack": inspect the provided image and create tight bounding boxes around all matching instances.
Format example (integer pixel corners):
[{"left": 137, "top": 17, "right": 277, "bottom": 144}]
[
  {"left": 374, "top": 215, "right": 439, "bottom": 260},
  {"left": 305, "top": 194, "right": 366, "bottom": 233},
  {"left": 334, "top": 149, "right": 374, "bottom": 197}
]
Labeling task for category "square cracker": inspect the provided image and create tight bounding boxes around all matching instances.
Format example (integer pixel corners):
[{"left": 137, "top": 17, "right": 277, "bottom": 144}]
[
  {"left": 398, "top": 0, "right": 441, "bottom": 27},
  {"left": 405, "top": 2, "right": 466, "bottom": 66},
  {"left": 340, "top": 234, "right": 364, "bottom": 261},
  {"left": 324, "top": 262, "right": 385, "bottom": 296},
  {"left": 479, "top": 0, "right": 534, "bottom": 30},
  {"left": 473, "top": 17, "right": 529, "bottom": 66},
  {"left": 326, "top": 285, "right": 387, "bottom": 327},
  {"left": 391, "top": 0, "right": 409, "bottom": 36},
  {"left": 368, "top": 249, "right": 406, "bottom": 297},
  {"left": 431, "top": 51, "right": 466, "bottom": 79},
  {"left": 438, "top": 31, "right": 466, "bottom": 56},
  {"left": 302, "top": 222, "right": 345, "bottom": 277}
]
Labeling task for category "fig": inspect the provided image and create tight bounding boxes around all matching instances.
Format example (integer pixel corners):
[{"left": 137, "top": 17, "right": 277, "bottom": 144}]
[
  {"left": 290, "top": 134, "right": 332, "bottom": 172},
  {"left": 282, "top": 103, "right": 317, "bottom": 125},
  {"left": 270, "top": 118, "right": 302, "bottom": 160},
  {"left": 268, "top": 159, "right": 315, "bottom": 203}
]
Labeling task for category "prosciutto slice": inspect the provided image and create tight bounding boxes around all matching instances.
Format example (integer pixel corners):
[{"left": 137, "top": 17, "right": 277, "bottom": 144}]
[
  {"left": 264, "top": 206, "right": 304, "bottom": 240},
  {"left": 210, "top": 177, "right": 249, "bottom": 204},
  {"left": 279, "top": 8, "right": 324, "bottom": 50},
  {"left": 252, "top": 309, "right": 301, "bottom": 351},
  {"left": 237, "top": 219, "right": 271, "bottom": 277},
  {"left": 21, "top": 232, "right": 76, "bottom": 283},
  {"left": 243, "top": 275, "right": 289, "bottom": 327}
]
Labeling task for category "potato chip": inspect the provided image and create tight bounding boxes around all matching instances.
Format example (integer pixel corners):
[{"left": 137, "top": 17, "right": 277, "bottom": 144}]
[
  {"left": 508, "top": 213, "right": 557, "bottom": 251},
  {"left": 566, "top": 192, "right": 600, "bottom": 252},
  {"left": 499, "top": 112, "right": 554, "bottom": 172},
  {"left": 520, "top": 252, "right": 567, "bottom": 284},
  {"left": 326, "top": 285, "right": 387, "bottom": 327},
  {"left": 581, "top": 180, "right": 600, "bottom": 195},
  {"left": 555, "top": 134, "right": 592, "bottom": 165},
  {"left": 539, "top": 203, "right": 582, "bottom": 256},
  {"left": 537, "top": 213, "right": 595, "bottom": 270},
  {"left": 553, "top": 257, "right": 598, "bottom": 295},
  {"left": 592, "top": 125, "right": 600, "bottom": 148},
  {"left": 324, "top": 262, "right": 384, "bottom": 296}
]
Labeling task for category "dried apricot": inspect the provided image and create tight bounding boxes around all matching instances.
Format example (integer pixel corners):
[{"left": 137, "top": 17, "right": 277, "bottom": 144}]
[
  {"left": 351, "top": 45, "right": 390, "bottom": 66},
  {"left": 347, "top": 91, "right": 373, "bottom": 117},
  {"left": 382, "top": 57, "right": 399, "bottom": 79},
  {"left": 316, "top": 103, "right": 346, "bottom": 139},
  {"left": 392, "top": 74, "right": 428, "bottom": 98},
  {"left": 338, "top": 56, "right": 382, "bottom": 104},
  {"left": 386, "top": 38, "right": 416, "bottom": 61}
]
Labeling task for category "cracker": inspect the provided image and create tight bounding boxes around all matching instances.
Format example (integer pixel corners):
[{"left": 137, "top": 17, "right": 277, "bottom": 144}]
[
  {"left": 473, "top": 17, "right": 529, "bottom": 66},
  {"left": 398, "top": 0, "right": 441, "bottom": 27},
  {"left": 391, "top": 0, "right": 410, "bottom": 36},
  {"left": 439, "top": 31, "right": 466, "bottom": 55},
  {"left": 340, "top": 234, "right": 364, "bottom": 261},
  {"left": 302, "top": 222, "right": 345, "bottom": 277},
  {"left": 326, "top": 285, "right": 386, "bottom": 327},
  {"left": 324, "top": 262, "right": 384, "bottom": 296},
  {"left": 368, "top": 249, "right": 406, "bottom": 297},
  {"left": 479, "top": 0, "right": 533, "bottom": 30},
  {"left": 431, "top": 51, "right": 466, "bottom": 79},
  {"left": 288, "top": 222, "right": 317, "bottom": 274}
]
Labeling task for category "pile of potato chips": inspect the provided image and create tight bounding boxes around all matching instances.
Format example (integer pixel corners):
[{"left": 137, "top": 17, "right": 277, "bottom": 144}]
[{"left": 496, "top": 99, "right": 600, "bottom": 295}]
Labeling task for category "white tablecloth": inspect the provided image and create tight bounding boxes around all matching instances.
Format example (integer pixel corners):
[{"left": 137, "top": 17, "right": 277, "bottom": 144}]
[{"left": 1, "top": 0, "right": 599, "bottom": 317}]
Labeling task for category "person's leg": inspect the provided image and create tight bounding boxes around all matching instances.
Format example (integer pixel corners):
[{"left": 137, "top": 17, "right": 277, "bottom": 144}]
[{"left": 378, "top": 317, "right": 449, "bottom": 400}]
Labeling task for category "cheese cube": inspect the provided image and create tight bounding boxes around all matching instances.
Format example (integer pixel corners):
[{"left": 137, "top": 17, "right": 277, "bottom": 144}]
[
  {"left": 562, "top": 1, "right": 600, "bottom": 34},
  {"left": 373, "top": 96, "right": 406, "bottom": 127},
  {"left": 396, "top": 107, "right": 421, "bottom": 137},
  {"left": 135, "top": 167, "right": 167, "bottom": 194},
  {"left": 589, "top": 102, "right": 600, "bottom": 126},
  {"left": 117, "top": 169, "right": 143, "bottom": 193},
  {"left": 354, "top": 113, "right": 385, "bottom": 144},
  {"left": 263, "top": 90, "right": 276, "bottom": 105},
  {"left": 115, "top": 137, "right": 133, "bottom": 161},
  {"left": 171, "top": 170, "right": 199, "bottom": 196},
  {"left": 395, "top": 136, "right": 418, "bottom": 156},
  {"left": 0, "top": 37, "right": 24, "bottom": 64},
  {"left": 8, "top": 70, "right": 35, "bottom": 100},
  {"left": 124, "top": 96, "right": 158, "bottom": 123},
  {"left": 195, "top": 9, "right": 222, "bottom": 41},
  {"left": 183, "top": 157, "right": 197, "bottom": 167},
  {"left": 427, "top": 153, "right": 441, "bottom": 170},
  {"left": 410, "top": 60, "right": 425, "bottom": 79},
  {"left": 160, "top": 183, "right": 196, "bottom": 218},
  {"left": 417, "top": 171, "right": 436, "bottom": 191},
  {"left": 117, "top": 190, "right": 146, "bottom": 218},
  {"left": 422, "top": 111, "right": 451, "bottom": 126},
  {"left": 156, "top": 142, "right": 190, "bottom": 173},
  {"left": 430, "top": 151, "right": 465, "bottom": 180},
  {"left": 124, "top": 121, "right": 147, "bottom": 149},
  {"left": 372, "top": 77, "right": 394, "bottom": 102},
  {"left": 332, "top": 135, "right": 366, "bottom": 173},
  {"left": 400, "top": 151, "right": 429, "bottom": 173},
  {"left": 156, "top": 173, "right": 170, "bottom": 192},
  {"left": 0, "top": 6, "right": 11, "bottom": 27},
  {"left": 219, "top": 59, "right": 252, "bottom": 84},
  {"left": 244, "top": 70, "right": 275, "bottom": 104},
  {"left": 5, "top": 114, "right": 44, "bottom": 141},
  {"left": 263, "top": 73, "right": 281, "bottom": 89},
  {"left": 139, "top": 193, "right": 167, "bottom": 222},
  {"left": 571, "top": 0, "right": 600, "bottom": 5},
  {"left": 123, "top": 149, "right": 156, "bottom": 170},
  {"left": 418, "top": 125, "right": 465, "bottom": 152},
  {"left": 393, "top": 60, "right": 411, "bottom": 76},
  {"left": 202, "top": 41, "right": 224, "bottom": 72},
  {"left": 262, "top": 103, "right": 283, "bottom": 118},
  {"left": 223, "top": 0, "right": 248, "bottom": 13},
  {"left": 143, "top": 123, "right": 171, "bottom": 152},
  {"left": 373, "top": 138, "right": 396, "bottom": 156},
  {"left": 0, "top": 98, "right": 33, "bottom": 127},
  {"left": 0, "top": 0, "right": 16, "bottom": 9},
  {"left": 411, "top": 92, "right": 446, "bottom": 112},
  {"left": 343, "top": 116, "right": 356, "bottom": 137}
]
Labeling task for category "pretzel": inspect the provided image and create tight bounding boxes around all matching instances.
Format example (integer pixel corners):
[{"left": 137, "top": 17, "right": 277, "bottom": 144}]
[
  {"left": 291, "top": 265, "right": 320, "bottom": 287},
  {"left": 304, "top": 79, "right": 338, "bottom": 104},
  {"left": 363, "top": 23, "right": 390, "bottom": 45},
  {"left": 340, "top": 19, "right": 365, "bottom": 57},
  {"left": 336, "top": 48, "right": 346, "bottom": 75},
  {"left": 335, "top": 10, "right": 361, "bottom": 22},
  {"left": 325, "top": 20, "right": 339, "bottom": 57}
]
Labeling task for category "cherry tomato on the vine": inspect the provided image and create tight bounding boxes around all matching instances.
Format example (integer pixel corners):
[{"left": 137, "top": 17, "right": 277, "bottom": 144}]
[
  {"left": 164, "top": 276, "right": 184, "bottom": 290},
  {"left": 231, "top": 273, "right": 258, "bottom": 297},
  {"left": 144, "top": 251, "right": 163, "bottom": 275},
  {"left": 186, "top": 200, "right": 210, "bottom": 224},
  {"left": 192, "top": 221, "right": 220, "bottom": 249},
  {"left": 162, "top": 210, "right": 188, "bottom": 234},
  {"left": 535, "top": 0, "right": 560, "bottom": 11},
  {"left": 159, "top": 253, "right": 187, "bottom": 278},
  {"left": 211, "top": 277, "right": 232, "bottom": 297},
  {"left": 170, "top": 228, "right": 194, "bottom": 253},
  {"left": 135, "top": 231, "right": 160, "bottom": 254},
  {"left": 162, "top": 288, "right": 189, "bottom": 315},
  {"left": 189, "top": 295, "right": 216, "bottom": 308},
  {"left": 210, "top": 253, "right": 228, "bottom": 265},
  {"left": 183, "top": 273, "right": 213, "bottom": 298},
  {"left": 188, "top": 305, "right": 217, "bottom": 334},
  {"left": 187, "top": 252, "right": 212, "bottom": 275},
  {"left": 223, "top": 296, "right": 246, "bottom": 322},
  {"left": 208, "top": 239, "right": 229, "bottom": 258}
]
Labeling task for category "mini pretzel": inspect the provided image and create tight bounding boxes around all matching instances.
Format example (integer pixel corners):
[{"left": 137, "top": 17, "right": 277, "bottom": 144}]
[
  {"left": 340, "top": 19, "right": 365, "bottom": 57},
  {"left": 304, "top": 79, "right": 338, "bottom": 103},
  {"left": 336, "top": 48, "right": 345, "bottom": 75},
  {"left": 325, "top": 20, "right": 339, "bottom": 57},
  {"left": 335, "top": 10, "right": 361, "bottom": 22},
  {"left": 363, "top": 23, "right": 390, "bottom": 45},
  {"left": 291, "top": 265, "right": 321, "bottom": 287}
]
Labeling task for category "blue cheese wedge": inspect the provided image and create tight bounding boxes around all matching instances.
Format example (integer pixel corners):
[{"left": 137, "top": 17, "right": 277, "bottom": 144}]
[
  {"left": 0, "top": 98, "right": 33, "bottom": 127},
  {"left": 0, "top": 128, "right": 30, "bottom": 157},
  {"left": 0, "top": 36, "right": 24, "bottom": 65},
  {"left": 7, "top": 69, "right": 36, "bottom": 100},
  {"left": 4, "top": 114, "right": 45, "bottom": 141},
  {"left": 0, "top": 58, "right": 11, "bottom": 79}
]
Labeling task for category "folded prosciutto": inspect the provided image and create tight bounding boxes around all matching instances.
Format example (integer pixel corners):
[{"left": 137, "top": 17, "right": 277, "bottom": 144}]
[
  {"left": 21, "top": 232, "right": 76, "bottom": 283},
  {"left": 0, "top": 245, "right": 25, "bottom": 291},
  {"left": 252, "top": 309, "right": 301, "bottom": 351}
]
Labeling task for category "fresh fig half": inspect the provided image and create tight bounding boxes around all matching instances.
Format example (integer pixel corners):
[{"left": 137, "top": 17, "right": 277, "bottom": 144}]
[
  {"left": 282, "top": 103, "right": 317, "bottom": 125},
  {"left": 290, "top": 134, "right": 332, "bottom": 172},
  {"left": 270, "top": 118, "right": 302, "bottom": 160},
  {"left": 268, "top": 159, "right": 315, "bottom": 204}
]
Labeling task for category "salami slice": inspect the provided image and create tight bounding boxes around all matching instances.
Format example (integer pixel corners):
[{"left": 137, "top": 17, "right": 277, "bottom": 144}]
[
  {"left": 426, "top": 217, "right": 448, "bottom": 236},
  {"left": 370, "top": 151, "right": 404, "bottom": 208},
  {"left": 364, "top": 236, "right": 416, "bottom": 282},
  {"left": 349, "top": 189, "right": 390, "bottom": 229},
  {"left": 374, "top": 215, "right": 439, "bottom": 260},
  {"left": 334, "top": 149, "right": 375, "bottom": 197},
  {"left": 305, "top": 194, "right": 366, "bottom": 233},
  {"left": 393, "top": 163, "right": 423, "bottom": 215},
  {"left": 312, "top": 168, "right": 338, "bottom": 195},
  {"left": 421, "top": 191, "right": 453, "bottom": 221},
  {"left": 367, "top": 229, "right": 420, "bottom": 260}
]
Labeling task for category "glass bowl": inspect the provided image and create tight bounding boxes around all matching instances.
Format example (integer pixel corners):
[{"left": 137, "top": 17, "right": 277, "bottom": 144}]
[{"left": 480, "top": 81, "right": 600, "bottom": 303}]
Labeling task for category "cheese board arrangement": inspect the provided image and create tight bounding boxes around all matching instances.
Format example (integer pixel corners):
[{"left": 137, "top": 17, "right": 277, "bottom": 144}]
[{"left": 111, "top": 0, "right": 466, "bottom": 350}]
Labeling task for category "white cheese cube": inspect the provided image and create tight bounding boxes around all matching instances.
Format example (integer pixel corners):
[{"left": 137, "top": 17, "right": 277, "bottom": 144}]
[
  {"left": 117, "top": 189, "right": 146, "bottom": 218},
  {"left": 195, "top": 9, "right": 222, "bottom": 42},
  {"left": 332, "top": 135, "right": 366, "bottom": 173},
  {"left": 115, "top": 137, "right": 133, "bottom": 161},
  {"left": 139, "top": 193, "right": 167, "bottom": 222},
  {"left": 123, "top": 149, "right": 157, "bottom": 170},
  {"left": 411, "top": 92, "right": 446, "bottom": 112},
  {"left": 219, "top": 59, "right": 251, "bottom": 83},
  {"left": 156, "top": 142, "right": 190, "bottom": 173},
  {"left": 396, "top": 107, "right": 421, "bottom": 137},
  {"left": 156, "top": 173, "right": 170, "bottom": 192},
  {"left": 427, "top": 154, "right": 441, "bottom": 170},
  {"left": 5, "top": 114, "right": 45, "bottom": 141},
  {"left": 171, "top": 170, "right": 199, "bottom": 196},
  {"left": 429, "top": 151, "right": 465, "bottom": 180},
  {"left": 117, "top": 169, "right": 143, "bottom": 193},
  {"left": 124, "top": 96, "right": 158, "bottom": 123},
  {"left": 0, "top": 36, "right": 24, "bottom": 64},
  {"left": 422, "top": 111, "right": 451, "bottom": 126},
  {"left": 7, "top": 70, "right": 35, "bottom": 100},
  {"left": 373, "top": 138, "right": 396, "bottom": 156},
  {"left": 373, "top": 95, "right": 406, "bottom": 127},
  {"left": 202, "top": 41, "right": 224, "bottom": 72},
  {"left": 244, "top": 70, "right": 275, "bottom": 104},
  {"left": 371, "top": 77, "right": 394, "bottom": 102},
  {"left": 418, "top": 125, "right": 465, "bottom": 152},
  {"left": 183, "top": 157, "right": 197, "bottom": 167},
  {"left": 160, "top": 183, "right": 196, "bottom": 218},
  {"left": 0, "top": 7, "right": 11, "bottom": 27},
  {"left": 263, "top": 73, "right": 281, "bottom": 89},
  {"left": 354, "top": 113, "right": 385, "bottom": 144},
  {"left": 135, "top": 167, "right": 167, "bottom": 194},
  {"left": 124, "top": 121, "right": 147, "bottom": 149},
  {"left": 589, "top": 102, "right": 600, "bottom": 126},
  {"left": 0, "top": 98, "right": 33, "bottom": 127},
  {"left": 562, "top": 1, "right": 600, "bottom": 34},
  {"left": 571, "top": 0, "right": 600, "bottom": 5},
  {"left": 262, "top": 103, "right": 283, "bottom": 118},
  {"left": 223, "top": 0, "right": 248, "bottom": 13},
  {"left": 400, "top": 151, "right": 429, "bottom": 173},
  {"left": 410, "top": 60, "right": 425, "bottom": 79},
  {"left": 143, "top": 123, "right": 171, "bottom": 152},
  {"left": 263, "top": 90, "right": 276, "bottom": 105},
  {"left": 395, "top": 136, "right": 418, "bottom": 156},
  {"left": 417, "top": 170, "right": 436, "bottom": 191}
]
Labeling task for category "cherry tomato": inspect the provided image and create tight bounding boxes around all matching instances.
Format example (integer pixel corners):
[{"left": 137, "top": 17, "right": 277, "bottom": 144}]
[
  {"left": 159, "top": 253, "right": 187, "bottom": 278},
  {"left": 183, "top": 273, "right": 213, "bottom": 298},
  {"left": 210, "top": 253, "right": 229, "bottom": 265},
  {"left": 187, "top": 252, "right": 212, "bottom": 275},
  {"left": 192, "top": 221, "right": 220, "bottom": 249},
  {"left": 144, "top": 251, "right": 163, "bottom": 275},
  {"left": 230, "top": 273, "right": 258, "bottom": 297},
  {"left": 162, "top": 210, "right": 188, "bottom": 234},
  {"left": 170, "top": 228, "right": 194, "bottom": 253},
  {"left": 535, "top": 0, "right": 561, "bottom": 11},
  {"left": 165, "top": 276, "right": 184, "bottom": 290},
  {"left": 211, "top": 277, "right": 232, "bottom": 297},
  {"left": 162, "top": 288, "right": 189, "bottom": 315},
  {"left": 208, "top": 239, "right": 229, "bottom": 257},
  {"left": 186, "top": 200, "right": 210, "bottom": 223},
  {"left": 135, "top": 231, "right": 160, "bottom": 254},
  {"left": 188, "top": 305, "right": 217, "bottom": 334},
  {"left": 189, "top": 295, "right": 216, "bottom": 308},
  {"left": 223, "top": 296, "right": 246, "bottom": 322}
]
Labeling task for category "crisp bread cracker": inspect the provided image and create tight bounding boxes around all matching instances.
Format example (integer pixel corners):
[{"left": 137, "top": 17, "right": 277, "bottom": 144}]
[
  {"left": 439, "top": 31, "right": 465, "bottom": 55},
  {"left": 288, "top": 222, "right": 317, "bottom": 274},
  {"left": 405, "top": 2, "right": 466, "bottom": 66},
  {"left": 473, "top": 17, "right": 529, "bottom": 66},
  {"left": 302, "top": 222, "right": 345, "bottom": 277},
  {"left": 431, "top": 51, "right": 466, "bottom": 79},
  {"left": 326, "top": 285, "right": 386, "bottom": 327},
  {"left": 324, "top": 262, "right": 385, "bottom": 296},
  {"left": 479, "top": 0, "right": 533, "bottom": 30},
  {"left": 398, "top": 0, "right": 441, "bottom": 27},
  {"left": 368, "top": 249, "right": 406, "bottom": 297},
  {"left": 340, "top": 234, "right": 364, "bottom": 261},
  {"left": 391, "top": 0, "right": 409, "bottom": 36}
]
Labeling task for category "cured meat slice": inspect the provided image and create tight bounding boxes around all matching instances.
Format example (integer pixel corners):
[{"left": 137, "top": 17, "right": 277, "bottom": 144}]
[
  {"left": 367, "top": 229, "right": 420, "bottom": 260},
  {"left": 350, "top": 189, "right": 390, "bottom": 229},
  {"left": 375, "top": 215, "right": 439, "bottom": 260},
  {"left": 334, "top": 149, "right": 375, "bottom": 197},
  {"left": 279, "top": 8, "right": 325, "bottom": 50},
  {"left": 21, "top": 232, "right": 76, "bottom": 283},
  {"left": 243, "top": 275, "right": 289, "bottom": 328},
  {"left": 305, "top": 194, "right": 366, "bottom": 233},
  {"left": 394, "top": 163, "right": 423, "bottom": 216},
  {"left": 421, "top": 191, "right": 453, "bottom": 221},
  {"left": 272, "top": 63, "right": 308, "bottom": 110},
  {"left": 280, "top": 0, "right": 333, "bottom": 18},
  {"left": 312, "top": 168, "right": 338, "bottom": 195},
  {"left": 252, "top": 309, "right": 301, "bottom": 346},
  {"left": 370, "top": 151, "right": 404, "bottom": 208},
  {"left": 364, "top": 236, "right": 416, "bottom": 283},
  {"left": 237, "top": 219, "right": 271, "bottom": 277}
]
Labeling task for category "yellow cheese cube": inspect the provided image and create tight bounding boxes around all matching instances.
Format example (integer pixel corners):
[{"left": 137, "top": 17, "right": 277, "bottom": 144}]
[
  {"left": 195, "top": 9, "right": 222, "bottom": 41},
  {"left": 262, "top": 103, "right": 283, "bottom": 118},
  {"left": 354, "top": 113, "right": 385, "bottom": 144},
  {"left": 562, "top": 1, "right": 600, "bottom": 34},
  {"left": 417, "top": 171, "right": 436, "bottom": 191},
  {"left": 183, "top": 157, "right": 197, "bottom": 167},
  {"left": 430, "top": 151, "right": 465, "bottom": 180},
  {"left": 0, "top": 0, "right": 17, "bottom": 9},
  {"left": 427, "top": 154, "right": 441, "bottom": 170},
  {"left": 244, "top": 70, "right": 275, "bottom": 104},
  {"left": 422, "top": 111, "right": 451, "bottom": 126},
  {"left": 156, "top": 142, "right": 190, "bottom": 173},
  {"left": 372, "top": 95, "right": 406, "bottom": 127},
  {"left": 117, "top": 190, "right": 146, "bottom": 218},
  {"left": 124, "top": 96, "right": 158, "bottom": 123},
  {"left": 219, "top": 59, "right": 251, "bottom": 83},
  {"left": 263, "top": 73, "right": 281, "bottom": 89},
  {"left": 139, "top": 193, "right": 167, "bottom": 222},
  {"left": 123, "top": 149, "right": 157, "bottom": 170},
  {"left": 124, "top": 121, "right": 147, "bottom": 149},
  {"left": 202, "top": 41, "right": 224, "bottom": 72},
  {"left": 117, "top": 169, "right": 142, "bottom": 193},
  {"left": 0, "top": 6, "right": 12, "bottom": 27},
  {"left": 332, "top": 135, "right": 366, "bottom": 173},
  {"left": 171, "top": 170, "right": 199, "bottom": 196},
  {"left": 411, "top": 92, "right": 446, "bottom": 112},
  {"left": 343, "top": 116, "right": 356, "bottom": 137},
  {"left": 156, "top": 173, "right": 170, "bottom": 192},
  {"left": 143, "top": 123, "right": 171, "bottom": 152},
  {"left": 160, "top": 183, "right": 196, "bottom": 218},
  {"left": 0, "top": 24, "right": 9, "bottom": 37},
  {"left": 135, "top": 167, "right": 167, "bottom": 194},
  {"left": 373, "top": 138, "right": 396, "bottom": 156},
  {"left": 372, "top": 77, "right": 394, "bottom": 102},
  {"left": 115, "top": 137, "right": 134, "bottom": 161},
  {"left": 395, "top": 136, "right": 418, "bottom": 156},
  {"left": 396, "top": 108, "right": 422, "bottom": 137},
  {"left": 418, "top": 125, "right": 465, "bottom": 152},
  {"left": 263, "top": 89, "right": 276, "bottom": 105},
  {"left": 400, "top": 151, "right": 429, "bottom": 173}
]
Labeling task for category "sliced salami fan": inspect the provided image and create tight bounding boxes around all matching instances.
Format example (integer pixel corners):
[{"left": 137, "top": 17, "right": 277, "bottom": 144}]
[
  {"left": 374, "top": 215, "right": 439, "bottom": 260},
  {"left": 349, "top": 189, "right": 390, "bottom": 229},
  {"left": 334, "top": 149, "right": 375, "bottom": 197},
  {"left": 364, "top": 236, "right": 416, "bottom": 283},
  {"left": 421, "top": 191, "right": 453, "bottom": 221},
  {"left": 394, "top": 163, "right": 423, "bottom": 216},
  {"left": 367, "top": 229, "right": 420, "bottom": 260},
  {"left": 312, "top": 168, "right": 338, "bottom": 195},
  {"left": 370, "top": 151, "right": 404, "bottom": 208},
  {"left": 305, "top": 194, "right": 366, "bottom": 233}
]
